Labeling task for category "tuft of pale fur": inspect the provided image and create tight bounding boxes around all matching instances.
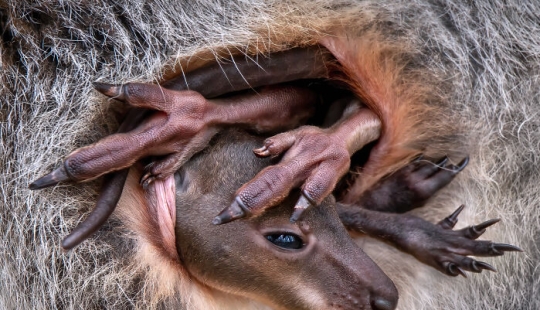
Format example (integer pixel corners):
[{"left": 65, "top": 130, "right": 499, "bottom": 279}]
[{"left": 1, "top": 1, "right": 539, "bottom": 309}]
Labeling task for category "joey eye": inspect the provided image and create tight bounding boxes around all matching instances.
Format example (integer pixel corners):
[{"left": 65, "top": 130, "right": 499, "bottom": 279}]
[{"left": 265, "top": 233, "right": 304, "bottom": 250}]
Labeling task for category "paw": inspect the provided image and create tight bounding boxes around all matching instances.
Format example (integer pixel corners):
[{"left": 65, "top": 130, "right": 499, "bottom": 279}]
[
  {"left": 29, "top": 83, "right": 212, "bottom": 189},
  {"left": 360, "top": 155, "right": 469, "bottom": 213},
  {"left": 398, "top": 205, "right": 522, "bottom": 277},
  {"left": 213, "top": 125, "right": 352, "bottom": 224},
  {"left": 213, "top": 105, "right": 381, "bottom": 225}
]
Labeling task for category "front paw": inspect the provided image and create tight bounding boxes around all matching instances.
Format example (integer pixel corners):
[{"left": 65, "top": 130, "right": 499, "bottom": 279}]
[
  {"left": 29, "top": 83, "right": 212, "bottom": 189},
  {"left": 213, "top": 106, "right": 381, "bottom": 225},
  {"left": 213, "top": 125, "right": 353, "bottom": 224}
]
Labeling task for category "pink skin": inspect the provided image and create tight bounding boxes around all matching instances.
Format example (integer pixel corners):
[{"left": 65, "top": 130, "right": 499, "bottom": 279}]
[
  {"left": 30, "top": 83, "right": 318, "bottom": 189},
  {"left": 30, "top": 82, "right": 382, "bottom": 226},
  {"left": 213, "top": 103, "right": 381, "bottom": 224}
]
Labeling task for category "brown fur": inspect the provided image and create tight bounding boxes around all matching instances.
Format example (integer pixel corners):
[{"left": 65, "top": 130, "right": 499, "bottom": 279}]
[{"left": 2, "top": 1, "right": 538, "bottom": 309}]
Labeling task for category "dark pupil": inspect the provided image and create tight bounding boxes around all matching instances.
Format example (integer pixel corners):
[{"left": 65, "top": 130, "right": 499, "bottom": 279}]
[{"left": 266, "top": 234, "right": 303, "bottom": 249}]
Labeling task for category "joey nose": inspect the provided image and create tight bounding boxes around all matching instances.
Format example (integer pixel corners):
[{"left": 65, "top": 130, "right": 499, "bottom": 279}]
[
  {"left": 370, "top": 277, "right": 398, "bottom": 310},
  {"left": 372, "top": 297, "right": 397, "bottom": 310}
]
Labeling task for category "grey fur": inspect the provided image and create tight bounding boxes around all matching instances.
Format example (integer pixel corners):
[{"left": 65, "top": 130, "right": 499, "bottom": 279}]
[{"left": 1, "top": 1, "right": 538, "bottom": 309}]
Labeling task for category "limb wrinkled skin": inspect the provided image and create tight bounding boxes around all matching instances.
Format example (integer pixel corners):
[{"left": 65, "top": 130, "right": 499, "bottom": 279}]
[
  {"left": 338, "top": 158, "right": 522, "bottom": 277},
  {"left": 339, "top": 204, "right": 522, "bottom": 277},
  {"left": 28, "top": 47, "right": 384, "bottom": 248},
  {"left": 214, "top": 101, "right": 381, "bottom": 224},
  {"left": 30, "top": 55, "right": 382, "bottom": 238},
  {"left": 29, "top": 47, "right": 330, "bottom": 249},
  {"left": 30, "top": 83, "right": 318, "bottom": 187},
  {"left": 29, "top": 82, "right": 319, "bottom": 250}
]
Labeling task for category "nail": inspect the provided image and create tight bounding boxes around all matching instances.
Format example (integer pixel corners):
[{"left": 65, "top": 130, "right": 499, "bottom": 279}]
[
  {"left": 213, "top": 197, "right": 248, "bottom": 225},
  {"left": 474, "top": 218, "right": 500, "bottom": 231},
  {"left": 29, "top": 165, "right": 71, "bottom": 190},
  {"left": 493, "top": 243, "right": 523, "bottom": 253},
  {"left": 93, "top": 82, "right": 125, "bottom": 101},
  {"left": 457, "top": 156, "right": 470, "bottom": 171},
  {"left": 253, "top": 146, "right": 270, "bottom": 158},
  {"left": 438, "top": 204, "right": 465, "bottom": 229},
  {"left": 436, "top": 155, "right": 449, "bottom": 166},
  {"left": 290, "top": 194, "right": 313, "bottom": 223},
  {"left": 477, "top": 261, "right": 497, "bottom": 272}
]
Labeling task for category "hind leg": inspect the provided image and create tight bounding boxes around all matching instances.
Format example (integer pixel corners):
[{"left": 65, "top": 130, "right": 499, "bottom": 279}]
[{"left": 338, "top": 204, "right": 522, "bottom": 277}]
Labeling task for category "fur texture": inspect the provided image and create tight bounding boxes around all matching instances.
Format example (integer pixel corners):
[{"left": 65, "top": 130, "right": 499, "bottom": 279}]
[{"left": 1, "top": 0, "right": 538, "bottom": 309}]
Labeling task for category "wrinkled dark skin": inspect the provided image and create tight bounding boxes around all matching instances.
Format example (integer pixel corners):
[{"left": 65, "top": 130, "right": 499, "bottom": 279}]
[
  {"left": 29, "top": 47, "right": 331, "bottom": 249},
  {"left": 338, "top": 157, "right": 522, "bottom": 277},
  {"left": 214, "top": 103, "right": 381, "bottom": 224},
  {"left": 29, "top": 47, "right": 382, "bottom": 247}
]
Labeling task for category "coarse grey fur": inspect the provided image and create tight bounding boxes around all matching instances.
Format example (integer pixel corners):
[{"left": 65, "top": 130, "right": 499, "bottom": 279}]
[{"left": 1, "top": 0, "right": 538, "bottom": 309}]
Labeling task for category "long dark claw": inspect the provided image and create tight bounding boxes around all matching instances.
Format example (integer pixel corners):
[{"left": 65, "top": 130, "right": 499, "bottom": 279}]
[
  {"left": 61, "top": 109, "right": 149, "bottom": 249},
  {"left": 476, "top": 261, "right": 497, "bottom": 272},
  {"left": 93, "top": 82, "right": 125, "bottom": 101},
  {"left": 290, "top": 194, "right": 313, "bottom": 223},
  {"left": 470, "top": 260, "right": 481, "bottom": 272},
  {"left": 474, "top": 218, "right": 500, "bottom": 231},
  {"left": 436, "top": 156, "right": 449, "bottom": 166},
  {"left": 464, "top": 218, "right": 500, "bottom": 239},
  {"left": 456, "top": 156, "right": 470, "bottom": 171},
  {"left": 438, "top": 204, "right": 465, "bottom": 229},
  {"left": 61, "top": 169, "right": 129, "bottom": 250},
  {"left": 491, "top": 243, "right": 523, "bottom": 255},
  {"left": 455, "top": 266, "right": 467, "bottom": 278},
  {"left": 213, "top": 197, "right": 248, "bottom": 225},
  {"left": 446, "top": 263, "right": 467, "bottom": 278},
  {"left": 29, "top": 165, "right": 72, "bottom": 190}
]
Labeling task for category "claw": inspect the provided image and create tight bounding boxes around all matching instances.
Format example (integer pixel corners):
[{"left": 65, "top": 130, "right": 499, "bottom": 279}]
[
  {"left": 253, "top": 145, "right": 270, "bottom": 158},
  {"left": 436, "top": 155, "right": 449, "bottom": 166},
  {"left": 474, "top": 218, "right": 500, "bottom": 231},
  {"left": 446, "top": 263, "right": 458, "bottom": 276},
  {"left": 470, "top": 260, "right": 481, "bottom": 272},
  {"left": 213, "top": 197, "right": 248, "bottom": 225},
  {"left": 29, "top": 165, "right": 72, "bottom": 190},
  {"left": 141, "top": 176, "right": 155, "bottom": 190},
  {"left": 93, "top": 82, "right": 125, "bottom": 101},
  {"left": 290, "top": 194, "right": 313, "bottom": 223},
  {"left": 447, "top": 263, "right": 467, "bottom": 278},
  {"left": 61, "top": 170, "right": 128, "bottom": 250},
  {"left": 491, "top": 243, "right": 523, "bottom": 255},
  {"left": 438, "top": 204, "right": 465, "bottom": 229},
  {"left": 476, "top": 261, "right": 497, "bottom": 272},
  {"left": 455, "top": 266, "right": 467, "bottom": 278},
  {"left": 140, "top": 172, "right": 156, "bottom": 190},
  {"left": 456, "top": 156, "right": 470, "bottom": 171},
  {"left": 465, "top": 218, "right": 500, "bottom": 239}
]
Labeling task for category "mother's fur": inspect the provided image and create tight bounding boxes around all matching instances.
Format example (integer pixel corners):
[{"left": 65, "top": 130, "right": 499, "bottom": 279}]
[{"left": 1, "top": 1, "right": 539, "bottom": 309}]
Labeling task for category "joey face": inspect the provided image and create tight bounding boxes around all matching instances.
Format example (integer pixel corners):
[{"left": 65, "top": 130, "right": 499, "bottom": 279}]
[{"left": 174, "top": 130, "right": 398, "bottom": 310}]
